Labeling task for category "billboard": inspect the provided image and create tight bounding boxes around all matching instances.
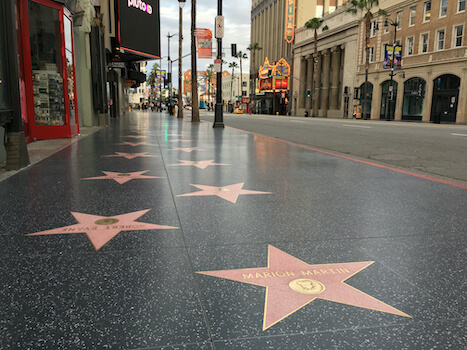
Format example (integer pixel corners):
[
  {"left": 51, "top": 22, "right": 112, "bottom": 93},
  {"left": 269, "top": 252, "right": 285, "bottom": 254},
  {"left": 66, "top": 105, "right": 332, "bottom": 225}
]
[
  {"left": 383, "top": 44, "right": 402, "bottom": 69},
  {"left": 118, "top": 0, "right": 161, "bottom": 58}
]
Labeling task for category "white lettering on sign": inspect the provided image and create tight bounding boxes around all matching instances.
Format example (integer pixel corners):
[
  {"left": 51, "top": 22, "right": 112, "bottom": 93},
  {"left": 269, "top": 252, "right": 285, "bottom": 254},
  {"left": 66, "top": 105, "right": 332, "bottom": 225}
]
[{"left": 128, "top": 0, "right": 153, "bottom": 15}]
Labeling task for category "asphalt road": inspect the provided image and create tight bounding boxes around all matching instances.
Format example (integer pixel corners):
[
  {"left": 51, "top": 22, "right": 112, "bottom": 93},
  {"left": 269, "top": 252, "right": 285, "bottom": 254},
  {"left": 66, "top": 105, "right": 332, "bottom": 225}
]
[{"left": 196, "top": 111, "right": 467, "bottom": 185}]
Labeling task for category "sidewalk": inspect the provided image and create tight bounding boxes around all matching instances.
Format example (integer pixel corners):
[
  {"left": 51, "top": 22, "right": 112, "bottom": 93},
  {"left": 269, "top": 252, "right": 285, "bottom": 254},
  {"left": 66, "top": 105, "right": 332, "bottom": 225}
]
[{"left": 0, "top": 111, "right": 465, "bottom": 349}]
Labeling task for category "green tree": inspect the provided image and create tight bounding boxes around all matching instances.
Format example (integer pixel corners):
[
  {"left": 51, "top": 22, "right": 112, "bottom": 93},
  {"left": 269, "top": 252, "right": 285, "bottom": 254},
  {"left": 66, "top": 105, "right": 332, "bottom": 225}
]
[
  {"left": 146, "top": 63, "right": 160, "bottom": 104},
  {"left": 247, "top": 43, "right": 262, "bottom": 98},
  {"left": 202, "top": 64, "right": 214, "bottom": 107},
  {"left": 191, "top": 0, "right": 200, "bottom": 122},
  {"left": 347, "top": 0, "right": 386, "bottom": 119},
  {"left": 235, "top": 51, "right": 248, "bottom": 104},
  {"left": 304, "top": 18, "right": 328, "bottom": 117},
  {"left": 228, "top": 61, "right": 238, "bottom": 103}
]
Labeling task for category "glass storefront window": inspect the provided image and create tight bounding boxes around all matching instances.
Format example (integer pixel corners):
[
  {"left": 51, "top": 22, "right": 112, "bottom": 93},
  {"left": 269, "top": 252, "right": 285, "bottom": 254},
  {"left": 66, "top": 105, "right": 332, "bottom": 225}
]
[
  {"left": 28, "top": 1, "right": 66, "bottom": 126},
  {"left": 380, "top": 81, "right": 398, "bottom": 119},
  {"left": 0, "top": 3, "right": 10, "bottom": 110},
  {"left": 402, "top": 78, "right": 425, "bottom": 120},
  {"left": 64, "top": 14, "right": 76, "bottom": 125}
]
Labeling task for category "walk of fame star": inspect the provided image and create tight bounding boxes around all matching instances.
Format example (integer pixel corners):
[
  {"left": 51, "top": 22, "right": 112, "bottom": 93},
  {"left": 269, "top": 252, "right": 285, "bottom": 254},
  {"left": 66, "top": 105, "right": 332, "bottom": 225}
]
[
  {"left": 177, "top": 182, "right": 272, "bottom": 203},
  {"left": 125, "top": 135, "right": 147, "bottom": 139},
  {"left": 198, "top": 245, "right": 411, "bottom": 330},
  {"left": 169, "top": 147, "right": 204, "bottom": 153},
  {"left": 25, "top": 209, "right": 178, "bottom": 250},
  {"left": 103, "top": 152, "right": 157, "bottom": 159},
  {"left": 168, "top": 139, "right": 192, "bottom": 142},
  {"left": 81, "top": 171, "right": 162, "bottom": 184},
  {"left": 168, "top": 160, "right": 229, "bottom": 169},
  {"left": 115, "top": 142, "right": 154, "bottom": 147}
]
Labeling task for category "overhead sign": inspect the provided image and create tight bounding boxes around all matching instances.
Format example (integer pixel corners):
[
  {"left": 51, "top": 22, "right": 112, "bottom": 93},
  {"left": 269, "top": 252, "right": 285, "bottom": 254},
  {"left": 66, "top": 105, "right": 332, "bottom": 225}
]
[
  {"left": 196, "top": 28, "right": 212, "bottom": 59},
  {"left": 215, "top": 16, "right": 224, "bottom": 38},
  {"left": 118, "top": 0, "right": 161, "bottom": 58},
  {"left": 284, "top": 0, "right": 296, "bottom": 43}
]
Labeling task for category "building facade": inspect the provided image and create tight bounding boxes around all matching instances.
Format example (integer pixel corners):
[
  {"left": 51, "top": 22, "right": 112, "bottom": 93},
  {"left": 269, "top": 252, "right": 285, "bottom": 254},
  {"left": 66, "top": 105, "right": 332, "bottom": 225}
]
[{"left": 357, "top": 0, "right": 467, "bottom": 123}]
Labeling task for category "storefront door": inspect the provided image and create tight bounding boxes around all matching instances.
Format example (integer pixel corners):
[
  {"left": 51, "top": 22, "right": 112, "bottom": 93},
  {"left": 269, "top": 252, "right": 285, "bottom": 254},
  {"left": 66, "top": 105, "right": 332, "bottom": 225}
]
[
  {"left": 431, "top": 75, "right": 460, "bottom": 123},
  {"left": 20, "top": 0, "right": 79, "bottom": 141}
]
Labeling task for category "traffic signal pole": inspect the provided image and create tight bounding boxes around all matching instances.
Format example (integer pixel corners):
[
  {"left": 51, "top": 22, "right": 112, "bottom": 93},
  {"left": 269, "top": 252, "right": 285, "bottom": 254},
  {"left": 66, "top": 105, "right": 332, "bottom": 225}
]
[{"left": 213, "top": 0, "right": 224, "bottom": 128}]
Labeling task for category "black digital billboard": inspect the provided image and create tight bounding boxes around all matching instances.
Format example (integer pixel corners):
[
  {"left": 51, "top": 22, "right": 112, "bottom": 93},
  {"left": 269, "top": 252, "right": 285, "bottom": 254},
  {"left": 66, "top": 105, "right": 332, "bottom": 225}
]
[{"left": 118, "top": 0, "right": 160, "bottom": 58}]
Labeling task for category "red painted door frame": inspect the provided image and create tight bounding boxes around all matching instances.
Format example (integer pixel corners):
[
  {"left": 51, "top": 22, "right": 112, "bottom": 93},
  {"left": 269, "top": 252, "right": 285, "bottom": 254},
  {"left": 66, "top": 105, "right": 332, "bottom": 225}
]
[{"left": 19, "top": 0, "right": 79, "bottom": 141}]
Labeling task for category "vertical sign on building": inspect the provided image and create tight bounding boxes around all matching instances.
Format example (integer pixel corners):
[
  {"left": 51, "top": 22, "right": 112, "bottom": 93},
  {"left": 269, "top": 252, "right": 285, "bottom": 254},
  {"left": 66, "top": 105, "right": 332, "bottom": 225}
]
[{"left": 284, "top": 0, "right": 296, "bottom": 43}]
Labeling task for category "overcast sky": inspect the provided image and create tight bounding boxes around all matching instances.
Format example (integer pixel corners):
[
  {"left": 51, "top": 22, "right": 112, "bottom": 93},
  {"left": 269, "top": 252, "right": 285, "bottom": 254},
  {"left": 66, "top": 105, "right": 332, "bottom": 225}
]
[{"left": 147, "top": 0, "right": 252, "bottom": 85}]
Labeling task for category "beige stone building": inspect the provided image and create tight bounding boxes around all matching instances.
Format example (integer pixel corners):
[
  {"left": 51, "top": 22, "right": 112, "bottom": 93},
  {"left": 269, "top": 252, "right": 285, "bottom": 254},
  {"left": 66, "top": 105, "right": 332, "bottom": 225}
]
[
  {"left": 292, "top": 2, "right": 356, "bottom": 118},
  {"left": 355, "top": 0, "right": 467, "bottom": 123}
]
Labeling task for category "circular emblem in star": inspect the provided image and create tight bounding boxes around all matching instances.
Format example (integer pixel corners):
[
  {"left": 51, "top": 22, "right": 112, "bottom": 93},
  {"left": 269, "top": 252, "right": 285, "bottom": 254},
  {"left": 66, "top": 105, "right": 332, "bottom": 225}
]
[{"left": 289, "top": 278, "right": 325, "bottom": 295}]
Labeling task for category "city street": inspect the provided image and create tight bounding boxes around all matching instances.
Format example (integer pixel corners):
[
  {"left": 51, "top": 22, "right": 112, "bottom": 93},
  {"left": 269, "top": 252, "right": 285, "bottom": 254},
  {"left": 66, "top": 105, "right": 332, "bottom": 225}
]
[{"left": 199, "top": 112, "right": 467, "bottom": 184}]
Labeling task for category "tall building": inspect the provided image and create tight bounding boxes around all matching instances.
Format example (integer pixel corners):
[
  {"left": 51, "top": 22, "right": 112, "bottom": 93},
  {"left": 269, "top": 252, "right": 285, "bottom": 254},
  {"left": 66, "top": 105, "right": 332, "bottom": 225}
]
[
  {"left": 250, "top": 0, "right": 349, "bottom": 115},
  {"left": 357, "top": 0, "right": 467, "bottom": 123}
]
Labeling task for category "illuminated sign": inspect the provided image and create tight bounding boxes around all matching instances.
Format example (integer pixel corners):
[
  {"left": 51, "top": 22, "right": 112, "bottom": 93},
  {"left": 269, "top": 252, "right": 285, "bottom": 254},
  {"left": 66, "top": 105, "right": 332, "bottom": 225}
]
[
  {"left": 118, "top": 0, "right": 160, "bottom": 58},
  {"left": 284, "top": 0, "right": 295, "bottom": 43},
  {"left": 127, "top": 0, "right": 153, "bottom": 14}
]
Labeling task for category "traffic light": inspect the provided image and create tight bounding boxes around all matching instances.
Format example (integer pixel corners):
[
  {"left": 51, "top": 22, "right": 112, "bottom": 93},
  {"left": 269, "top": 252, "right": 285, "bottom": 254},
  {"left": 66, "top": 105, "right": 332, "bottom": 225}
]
[
  {"left": 164, "top": 78, "right": 169, "bottom": 89},
  {"left": 231, "top": 43, "right": 237, "bottom": 57},
  {"left": 267, "top": 69, "right": 272, "bottom": 78},
  {"left": 306, "top": 90, "right": 311, "bottom": 98}
]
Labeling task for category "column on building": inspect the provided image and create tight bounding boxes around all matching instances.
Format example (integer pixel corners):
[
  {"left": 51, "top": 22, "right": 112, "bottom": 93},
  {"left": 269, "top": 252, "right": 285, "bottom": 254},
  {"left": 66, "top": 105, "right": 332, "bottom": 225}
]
[
  {"left": 457, "top": 70, "right": 467, "bottom": 123},
  {"left": 312, "top": 53, "right": 322, "bottom": 117},
  {"left": 394, "top": 76, "right": 404, "bottom": 121},
  {"left": 306, "top": 55, "right": 313, "bottom": 111},
  {"left": 370, "top": 78, "right": 382, "bottom": 120},
  {"left": 422, "top": 74, "right": 434, "bottom": 122},
  {"left": 321, "top": 49, "right": 331, "bottom": 117},
  {"left": 330, "top": 46, "right": 341, "bottom": 110},
  {"left": 299, "top": 56, "right": 307, "bottom": 108}
]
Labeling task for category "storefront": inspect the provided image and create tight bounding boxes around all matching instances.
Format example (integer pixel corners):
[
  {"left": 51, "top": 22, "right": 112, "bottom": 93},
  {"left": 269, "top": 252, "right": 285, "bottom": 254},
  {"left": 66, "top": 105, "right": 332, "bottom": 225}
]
[
  {"left": 18, "top": 0, "right": 79, "bottom": 141},
  {"left": 402, "top": 78, "right": 425, "bottom": 121},
  {"left": 255, "top": 57, "right": 290, "bottom": 115}
]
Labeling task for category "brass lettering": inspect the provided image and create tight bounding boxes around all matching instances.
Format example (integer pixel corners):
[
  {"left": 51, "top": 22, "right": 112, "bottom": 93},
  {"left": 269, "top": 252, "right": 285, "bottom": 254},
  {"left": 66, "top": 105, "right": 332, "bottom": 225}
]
[
  {"left": 285, "top": 271, "right": 295, "bottom": 276},
  {"left": 263, "top": 272, "right": 272, "bottom": 278},
  {"left": 320, "top": 269, "right": 328, "bottom": 274},
  {"left": 242, "top": 273, "right": 253, "bottom": 279},
  {"left": 276, "top": 271, "right": 285, "bottom": 277},
  {"left": 313, "top": 270, "right": 322, "bottom": 275},
  {"left": 255, "top": 273, "right": 264, "bottom": 278},
  {"left": 328, "top": 268, "right": 337, "bottom": 274}
]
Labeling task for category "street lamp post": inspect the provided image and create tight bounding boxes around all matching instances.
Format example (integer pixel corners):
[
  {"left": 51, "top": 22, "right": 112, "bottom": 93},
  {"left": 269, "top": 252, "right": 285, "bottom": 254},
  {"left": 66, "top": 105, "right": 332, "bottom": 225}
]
[
  {"left": 384, "top": 18, "right": 399, "bottom": 121},
  {"left": 167, "top": 32, "right": 179, "bottom": 115},
  {"left": 213, "top": 0, "right": 224, "bottom": 128},
  {"left": 177, "top": 0, "right": 185, "bottom": 118}
]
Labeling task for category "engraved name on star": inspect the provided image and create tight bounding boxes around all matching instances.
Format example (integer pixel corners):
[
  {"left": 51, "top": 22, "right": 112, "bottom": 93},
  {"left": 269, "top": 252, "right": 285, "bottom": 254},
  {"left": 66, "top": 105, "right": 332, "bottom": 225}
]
[
  {"left": 168, "top": 160, "right": 229, "bottom": 170},
  {"left": 81, "top": 171, "right": 163, "bottom": 184},
  {"left": 177, "top": 182, "right": 272, "bottom": 203},
  {"left": 197, "top": 245, "right": 411, "bottom": 330},
  {"left": 102, "top": 152, "right": 157, "bottom": 159},
  {"left": 25, "top": 209, "right": 178, "bottom": 251}
]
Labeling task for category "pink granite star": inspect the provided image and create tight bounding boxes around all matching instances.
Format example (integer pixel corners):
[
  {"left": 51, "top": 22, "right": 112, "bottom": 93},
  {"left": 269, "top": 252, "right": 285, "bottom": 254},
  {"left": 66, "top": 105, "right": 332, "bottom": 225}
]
[
  {"left": 168, "top": 160, "right": 229, "bottom": 169},
  {"left": 169, "top": 147, "right": 205, "bottom": 153},
  {"left": 81, "top": 171, "right": 162, "bottom": 184},
  {"left": 198, "top": 245, "right": 411, "bottom": 330},
  {"left": 103, "top": 152, "right": 157, "bottom": 160},
  {"left": 25, "top": 209, "right": 178, "bottom": 251},
  {"left": 177, "top": 182, "right": 272, "bottom": 203},
  {"left": 168, "top": 139, "right": 192, "bottom": 142},
  {"left": 115, "top": 142, "right": 154, "bottom": 147},
  {"left": 125, "top": 135, "right": 147, "bottom": 139}
]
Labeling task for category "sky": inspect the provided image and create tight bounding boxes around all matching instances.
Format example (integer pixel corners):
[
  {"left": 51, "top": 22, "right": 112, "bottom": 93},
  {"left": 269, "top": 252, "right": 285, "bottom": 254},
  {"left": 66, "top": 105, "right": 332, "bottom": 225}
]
[{"left": 147, "top": 0, "right": 252, "bottom": 86}]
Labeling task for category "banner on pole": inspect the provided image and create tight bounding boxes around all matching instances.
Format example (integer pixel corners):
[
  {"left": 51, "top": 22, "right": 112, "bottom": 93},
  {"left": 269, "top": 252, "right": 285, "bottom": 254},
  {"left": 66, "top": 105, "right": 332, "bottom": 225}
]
[
  {"left": 383, "top": 44, "right": 402, "bottom": 69},
  {"left": 196, "top": 28, "right": 213, "bottom": 59}
]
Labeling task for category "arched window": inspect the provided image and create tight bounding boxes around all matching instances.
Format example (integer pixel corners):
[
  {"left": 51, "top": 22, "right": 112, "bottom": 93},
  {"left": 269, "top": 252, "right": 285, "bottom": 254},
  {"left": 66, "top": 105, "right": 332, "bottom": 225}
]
[
  {"left": 359, "top": 82, "right": 373, "bottom": 119},
  {"left": 402, "top": 78, "right": 426, "bottom": 121}
]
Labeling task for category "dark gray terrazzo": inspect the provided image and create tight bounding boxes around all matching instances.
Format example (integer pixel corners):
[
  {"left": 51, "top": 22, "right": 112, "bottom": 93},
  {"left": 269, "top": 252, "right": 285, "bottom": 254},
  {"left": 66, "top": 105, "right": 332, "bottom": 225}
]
[{"left": 0, "top": 111, "right": 465, "bottom": 349}]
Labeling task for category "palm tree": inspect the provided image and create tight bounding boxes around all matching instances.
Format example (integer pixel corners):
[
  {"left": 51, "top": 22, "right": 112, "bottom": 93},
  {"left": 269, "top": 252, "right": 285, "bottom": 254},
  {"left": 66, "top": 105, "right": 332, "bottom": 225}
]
[
  {"left": 146, "top": 63, "right": 159, "bottom": 104},
  {"left": 228, "top": 62, "right": 238, "bottom": 105},
  {"left": 235, "top": 51, "right": 248, "bottom": 106},
  {"left": 191, "top": 0, "right": 200, "bottom": 122},
  {"left": 304, "top": 18, "right": 328, "bottom": 117},
  {"left": 247, "top": 43, "right": 262, "bottom": 99},
  {"left": 203, "top": 64, "right": 214, "bottom": 109},
  {"left": 347, "top": 0, "right": 386, "bottom": 119}
]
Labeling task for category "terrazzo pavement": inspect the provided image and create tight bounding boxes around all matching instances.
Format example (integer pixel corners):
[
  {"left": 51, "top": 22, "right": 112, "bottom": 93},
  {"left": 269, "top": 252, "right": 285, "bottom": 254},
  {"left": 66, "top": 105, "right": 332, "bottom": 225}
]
[{"left": 0, "top": 111, "right": 465, "bottom": 349}]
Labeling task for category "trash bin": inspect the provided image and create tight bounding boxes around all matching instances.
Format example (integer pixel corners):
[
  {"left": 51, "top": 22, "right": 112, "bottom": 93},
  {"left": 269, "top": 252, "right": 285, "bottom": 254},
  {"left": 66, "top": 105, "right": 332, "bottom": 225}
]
[{"left": 304, "top": 110, "right": 309, "bottom": 118}]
